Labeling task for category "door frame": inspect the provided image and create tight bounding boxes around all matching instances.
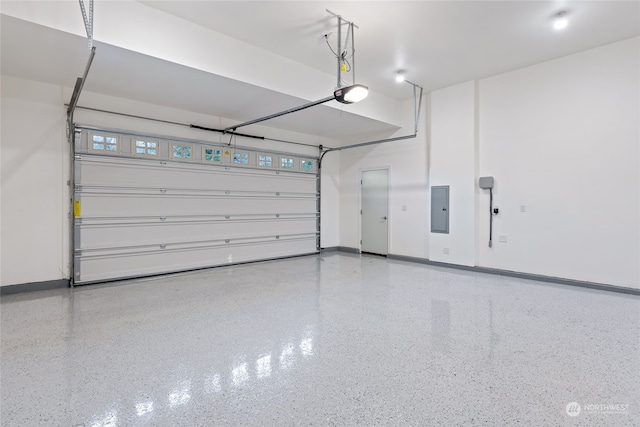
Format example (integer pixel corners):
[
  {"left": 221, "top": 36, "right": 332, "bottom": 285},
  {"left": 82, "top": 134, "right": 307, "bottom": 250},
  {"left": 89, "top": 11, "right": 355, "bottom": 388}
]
[{"left": 359, "top": 166, "right": 391, "bottom": 254}]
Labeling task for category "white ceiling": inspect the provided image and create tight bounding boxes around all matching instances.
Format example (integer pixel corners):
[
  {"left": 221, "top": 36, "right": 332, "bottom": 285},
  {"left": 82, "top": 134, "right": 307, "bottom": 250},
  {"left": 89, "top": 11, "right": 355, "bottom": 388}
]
[
  {"left": 2, "top": 1, "right": 638, "bottom": 140},
  {"left": 0, "top": 14, "right": 398, "bottom": 139},
  {"left": 140, "top": 1, "right": 640, "bottom": 99}
]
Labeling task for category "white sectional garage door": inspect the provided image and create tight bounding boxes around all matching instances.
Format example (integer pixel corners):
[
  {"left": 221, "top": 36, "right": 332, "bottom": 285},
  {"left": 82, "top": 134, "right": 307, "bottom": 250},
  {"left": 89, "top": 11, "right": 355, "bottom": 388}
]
[{"left": 73, "top": 127, "right": 319, "bottom": 284}]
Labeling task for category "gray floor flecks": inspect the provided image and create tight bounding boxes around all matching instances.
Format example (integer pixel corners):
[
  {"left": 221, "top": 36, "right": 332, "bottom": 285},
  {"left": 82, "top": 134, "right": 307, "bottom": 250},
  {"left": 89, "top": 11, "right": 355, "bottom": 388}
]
[{"left": 1, "top": 253, "right": 638, "bottom": 426}]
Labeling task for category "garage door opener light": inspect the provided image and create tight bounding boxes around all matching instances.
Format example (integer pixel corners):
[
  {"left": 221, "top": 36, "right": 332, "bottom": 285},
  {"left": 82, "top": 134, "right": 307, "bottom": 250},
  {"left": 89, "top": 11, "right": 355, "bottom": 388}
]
[{"left": 224, "top": 10, "right": 367, "bottom": 133}]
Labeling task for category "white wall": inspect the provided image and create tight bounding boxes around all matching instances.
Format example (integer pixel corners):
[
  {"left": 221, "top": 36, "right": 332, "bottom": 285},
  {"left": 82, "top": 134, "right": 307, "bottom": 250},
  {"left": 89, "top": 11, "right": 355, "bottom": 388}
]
[
  {"left": 428, "top": 81, "right": 477, "bottom": 266},
  {"left": 424, "top": 37, "right": 639, "bottom": 289},
  {"left": 1, "top": 76, "right": 69, "bottom": 286},
  {"left": 1, "top": 76, "right": 340, "bottom": 286},
  {"left": 320, "top": 152, "right": 340, "bottom": 248},
  {"left": 478, "top": 37, "right": 639, "bottom": 288},
  {"left": 338, "top": 96, "right": 429, "bottom": 258},
  {"left": 3, "top": 35, "right": 638, "bottom": 290}
]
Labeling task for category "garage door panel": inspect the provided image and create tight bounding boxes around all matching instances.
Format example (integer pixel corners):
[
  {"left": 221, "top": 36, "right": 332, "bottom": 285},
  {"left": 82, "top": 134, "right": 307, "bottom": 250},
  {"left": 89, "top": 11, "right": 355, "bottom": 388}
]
[
  {"left": 80, "top": 233, "right": 317, "bottom": 257},
  {"left": 78, "top": 218, "right": 318, "bottom": 249},
  {"left": 77, "top": 194, "right": 317, "bottom": 217},
  {"left": 73, "top": 128, "right": 319, "bottom": 284},
  {"left": 77, "top": 157, "right": 315, "bottom": 193},
  {"left": 76, "top": 237, "right": 317, "bottom": 284}
]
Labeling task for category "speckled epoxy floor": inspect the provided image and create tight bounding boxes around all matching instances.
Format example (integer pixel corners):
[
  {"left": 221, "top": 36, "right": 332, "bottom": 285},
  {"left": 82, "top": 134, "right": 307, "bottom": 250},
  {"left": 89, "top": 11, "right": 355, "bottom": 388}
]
[{"left": 1, "top": 253, "right": 638, "bottom": 426}]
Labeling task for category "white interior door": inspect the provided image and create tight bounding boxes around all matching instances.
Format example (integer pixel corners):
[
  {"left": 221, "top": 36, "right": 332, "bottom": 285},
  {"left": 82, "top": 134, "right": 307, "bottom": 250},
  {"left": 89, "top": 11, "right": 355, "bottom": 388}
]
[{"left": 361, "top": 169, "right": 389, "bottom": 255}]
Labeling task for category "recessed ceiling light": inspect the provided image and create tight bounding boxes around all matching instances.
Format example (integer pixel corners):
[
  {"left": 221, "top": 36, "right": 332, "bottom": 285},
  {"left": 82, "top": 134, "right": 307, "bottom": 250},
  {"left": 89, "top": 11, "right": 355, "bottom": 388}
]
[
  {"left": 553, "top": 11, "right": 569, "bottom": 30},
  {"left": 395, "top": 70, "right": 406, "bottom": 83}
]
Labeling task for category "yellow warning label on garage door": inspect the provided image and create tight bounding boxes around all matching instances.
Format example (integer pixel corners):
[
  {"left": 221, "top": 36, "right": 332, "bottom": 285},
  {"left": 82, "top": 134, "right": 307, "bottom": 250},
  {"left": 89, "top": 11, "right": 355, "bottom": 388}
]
[{"left": 74, "top": 201, "right": 81, "bottom": 217}]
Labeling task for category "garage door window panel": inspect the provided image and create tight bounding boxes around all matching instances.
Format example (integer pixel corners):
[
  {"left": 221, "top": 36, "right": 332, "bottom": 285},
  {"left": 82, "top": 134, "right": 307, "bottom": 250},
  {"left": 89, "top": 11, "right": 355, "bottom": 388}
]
[
  {"left": 135, "top": 140, "right": 159, "bottom": 157},
  {"left": 301, "top": 160, "right": 314, "bottom": 172},
  {"left": 234, "top": 152, "right": 249, "bottom": 165},
  {"left": 258, "top": 155, "right": 273, "bottom": 168},
  {"left": 89, "top": 134, "right": 119, "bottom": 153},
  {"left": 203, "top": 147, "right": 223, "bottom": 163},
  {"left": 172, "top": 144, "right": 193, "bottom": 161},
  {"left": 281, "top": 157, "right": 294, "bottom": 169}
]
